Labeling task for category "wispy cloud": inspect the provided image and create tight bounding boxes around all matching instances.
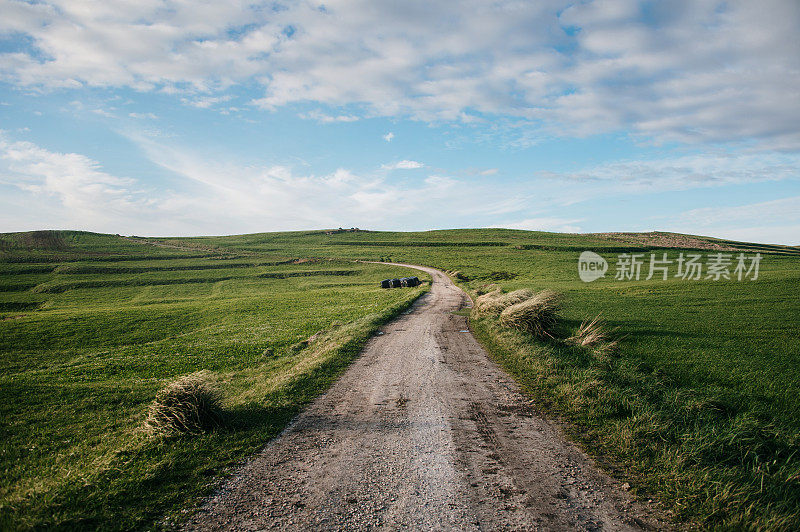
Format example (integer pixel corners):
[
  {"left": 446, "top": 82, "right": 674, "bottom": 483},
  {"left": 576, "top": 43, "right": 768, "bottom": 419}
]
[
  {"left": 0, "top": 131, "right": 154, "bottom": 231},
  {"left": 0, "top": 129, "right": 537, "bottom": 234},
  {"left": 90, "top": 108, "right": 116, "bottom": 118},
  {"left": 299, "top": 110, "right": 359, "bottom": 123},
  {"left": 128, "top": 112, "right": 158, "bottom": 119},
  {"left": 383, "top": 132, "right": 394, "bottom": 142},
  {"left": 382, "top": 160, "right": 424, "bottom": 170},
  {"left": 107, "top": 133, "right": 552, "bottom": 233},
  {"left": 181, "top": 95, "right": 232, "bottom": 109}
]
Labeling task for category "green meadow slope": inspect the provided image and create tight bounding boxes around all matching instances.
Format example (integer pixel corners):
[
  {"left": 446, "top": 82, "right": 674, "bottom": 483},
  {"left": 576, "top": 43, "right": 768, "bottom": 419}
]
[
  {"left": 1, "top": 228, "right": 798, "bottom": 529},
  {"left": 0, "top": 231, "right": 427, "bottom": 530}
]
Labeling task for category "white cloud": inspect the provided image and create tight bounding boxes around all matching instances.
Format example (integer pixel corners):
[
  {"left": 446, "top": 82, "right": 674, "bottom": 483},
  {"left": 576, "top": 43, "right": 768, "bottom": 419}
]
[
  {"left": 0, "top": 132, "right": 155, "bottom": 231},
  {"left": 1, "top": 1, "right": 798, "bottom": 148},
  {"left": 128, "top": 112, "right": 158, "bottom": 119},
  {"left": 90, "top": 108, "right": 116, "bottom": 118},
  {"left": 132, "top": 138, "right": 441, "bottom": 230},
  {"left": 382, "top": 160, "right": 424, "bottom": 170},
  {"left": 85, "top": 132, "right": 554, "bottom": 234},
  {"left": 299, "top": 110, "right": 359, "bottom": 123},
  {"left": 495, "top": 217, "right": 583, "bottom": 233},
  {"left": 383, "top": 132, "right": 394, "bottom": 142},
  {"left": 181, "top": 95, "right": 232, "bottom": 109}
]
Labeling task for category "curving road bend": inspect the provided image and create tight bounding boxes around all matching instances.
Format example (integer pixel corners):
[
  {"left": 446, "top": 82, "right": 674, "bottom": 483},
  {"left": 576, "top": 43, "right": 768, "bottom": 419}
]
[{"left": 185, "top": 264, "right": 667, "bottom": 531}]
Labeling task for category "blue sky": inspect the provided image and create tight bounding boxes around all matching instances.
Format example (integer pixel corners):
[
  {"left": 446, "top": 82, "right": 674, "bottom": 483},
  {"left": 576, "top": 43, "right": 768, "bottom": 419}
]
[{"left": 0, "top": 0, "right": 798, "bottom": 243}]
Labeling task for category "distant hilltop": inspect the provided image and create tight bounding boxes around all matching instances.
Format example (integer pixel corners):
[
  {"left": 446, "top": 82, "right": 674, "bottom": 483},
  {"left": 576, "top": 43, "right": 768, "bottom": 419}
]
[{"left": 324, "top": 227, "right": 367, "bottom": 235}]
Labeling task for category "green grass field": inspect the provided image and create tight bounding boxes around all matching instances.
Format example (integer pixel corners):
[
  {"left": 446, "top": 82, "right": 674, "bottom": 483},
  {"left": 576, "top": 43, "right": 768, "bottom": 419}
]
[
  {"left": 2, "top": 228, "right": 798, "bottom": 529},
  {"left": 0, "top": 231, "right": 427, "bottom": 530}
]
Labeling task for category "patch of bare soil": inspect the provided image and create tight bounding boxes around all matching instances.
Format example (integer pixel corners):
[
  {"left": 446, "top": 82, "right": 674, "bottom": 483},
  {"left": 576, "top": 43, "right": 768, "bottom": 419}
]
[{"left": 591, "top": 231, "right": 735, "bottom": 251}]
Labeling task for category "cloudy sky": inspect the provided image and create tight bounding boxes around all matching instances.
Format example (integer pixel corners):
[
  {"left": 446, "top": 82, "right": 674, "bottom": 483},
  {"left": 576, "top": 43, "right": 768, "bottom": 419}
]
[{"left": 1, "top": 0, "right": 798, "bottom": 243}]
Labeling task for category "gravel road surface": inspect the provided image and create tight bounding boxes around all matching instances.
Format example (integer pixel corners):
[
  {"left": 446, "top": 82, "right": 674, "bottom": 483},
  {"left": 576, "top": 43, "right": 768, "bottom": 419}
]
[{"left": 185, "top": 264, "right": 667, "bottom": 531}]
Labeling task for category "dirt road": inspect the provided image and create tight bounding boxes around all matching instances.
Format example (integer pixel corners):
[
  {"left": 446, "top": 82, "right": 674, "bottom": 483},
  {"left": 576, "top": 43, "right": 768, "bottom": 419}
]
[{"left": 186, "top": 264, "right": 666, "bottom": 530}]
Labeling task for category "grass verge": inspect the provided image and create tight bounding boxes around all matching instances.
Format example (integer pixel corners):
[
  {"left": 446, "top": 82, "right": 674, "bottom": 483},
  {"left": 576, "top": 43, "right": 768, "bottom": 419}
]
[{"left": 469, "top": 309, "right": 800, "bottom": 530}]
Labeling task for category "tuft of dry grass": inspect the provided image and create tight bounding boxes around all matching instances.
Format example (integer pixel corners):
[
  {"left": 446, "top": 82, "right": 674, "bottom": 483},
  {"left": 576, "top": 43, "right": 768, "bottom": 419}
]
[
  {"left": 144, "top": 372, "right": 225, "bottom": 436},
  {"left": 499, "top": 289, "right": 561, "bottom": 339},
  {"left": 473, "top": 288, "right": 503, "bottom": 314},
  {"left": 566, "top": 314, "right": 621, "bottom": 353},
  {"left": 474, "top": 288, "right": 534, "bottom": 316}
]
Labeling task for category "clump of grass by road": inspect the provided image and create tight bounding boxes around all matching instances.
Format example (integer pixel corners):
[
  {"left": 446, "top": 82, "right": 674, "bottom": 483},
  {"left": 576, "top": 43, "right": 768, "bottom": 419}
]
[
  {"left": 566, "top": 315, "right": 620, "bottom": 352},
  {"left": 477, "top": 287, "right": 617, "bottom": 350},
  {"left": 0, "top": 231, "right": 428, "bottom": 530},
  {"left": 144, "top": 372, "right": 225, "bottom": 437},
  {"left": 473, "top": 287, "right": 532, "bottom": 315},
  {"left": 497, "top": 289, "right": 561, "bottom": 340}
]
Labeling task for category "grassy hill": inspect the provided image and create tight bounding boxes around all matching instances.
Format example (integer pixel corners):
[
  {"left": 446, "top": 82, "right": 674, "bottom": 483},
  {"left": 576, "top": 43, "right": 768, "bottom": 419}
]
[
  {"left": 1, "top": 229, "right": 798, "bottom": 529},
  {"left": 0, "top": 231, "right": 427, "bottom": 529}
]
